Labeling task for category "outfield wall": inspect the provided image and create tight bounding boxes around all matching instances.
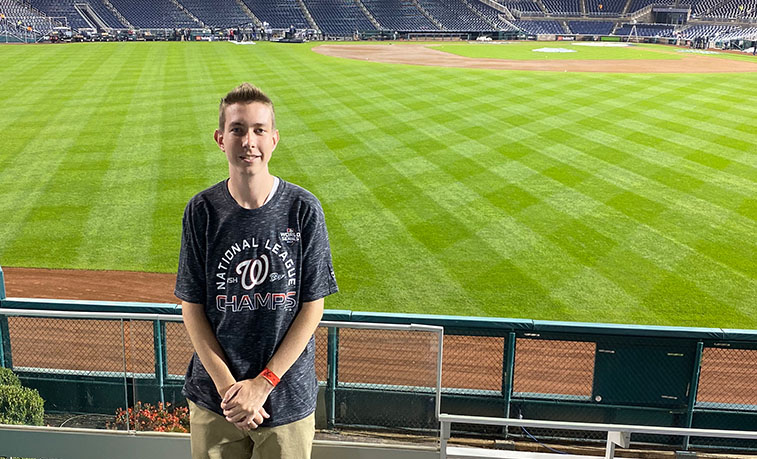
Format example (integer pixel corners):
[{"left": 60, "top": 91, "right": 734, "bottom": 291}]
[{"left": 1, "top": 266, "right": 757, "bottom": 451}]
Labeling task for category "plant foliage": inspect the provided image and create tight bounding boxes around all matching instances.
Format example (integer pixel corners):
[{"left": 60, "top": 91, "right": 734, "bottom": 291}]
[
  {"left": 0, "top": 384, "right": 44, "bottom": 426},
  {"left": 0, "top": 367, "right": 21, "bottom": 387},
  {"left": 109, "top": 401, "right": 190, "bottom": 433}
]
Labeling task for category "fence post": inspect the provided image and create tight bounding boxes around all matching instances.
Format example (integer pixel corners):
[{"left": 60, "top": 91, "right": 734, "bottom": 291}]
[
  {"left": 0, "top": 265, "right": 6, "bottom": 300},
  {"left": 0, "top": 266, "right": 12, "bottom": 369},
  {"left": 326, "top": 327, "right": 339, "bottom": 429},
  {"left": 682, "top": 341, "right": 704, "bottom": 450},
  {"left": 154, "top": 320, "right": 167, "bottom": 405},
  {"left": 502, "top": 332, "right": 516, "bottom": 436}
]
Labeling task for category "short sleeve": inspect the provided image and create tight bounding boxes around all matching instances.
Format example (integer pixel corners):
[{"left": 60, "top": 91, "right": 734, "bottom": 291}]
[
  {"left": 174, "top": 201, "right": 207, "bottom": 304},
  {"left": 300, "top": 201, "right": 338, "bottom": 303}
]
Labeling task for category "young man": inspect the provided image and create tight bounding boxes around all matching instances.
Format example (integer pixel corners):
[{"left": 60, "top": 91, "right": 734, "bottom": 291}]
[{"left": 175, "top": 83, "right": 338, "bottom": 459}]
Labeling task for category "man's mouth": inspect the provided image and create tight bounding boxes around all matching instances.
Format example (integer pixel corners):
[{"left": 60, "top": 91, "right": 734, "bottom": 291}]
[{"left": 241, "top": 155, "right": 262, "bottom": 163}]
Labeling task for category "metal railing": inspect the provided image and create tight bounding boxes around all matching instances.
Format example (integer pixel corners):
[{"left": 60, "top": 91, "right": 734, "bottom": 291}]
[{"left": 439, "top": 414, "right": 757, "bottom": 458}]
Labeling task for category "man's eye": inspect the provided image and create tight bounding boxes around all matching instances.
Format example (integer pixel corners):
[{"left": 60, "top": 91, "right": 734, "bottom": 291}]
[{"left": 254, "top": 128, "right": 265, "bottom": 134}]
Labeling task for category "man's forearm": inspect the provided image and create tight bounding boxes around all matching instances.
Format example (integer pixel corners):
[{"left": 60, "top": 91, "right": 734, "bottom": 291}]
[
  {"left": 181, "top": 301, "right": 236, "bottom": 397},
  {"left": 220, "top": 298, "right": 325, "bottom": 429},
  {"left": 266, "top": 298, "right": 324, "bottom": 379}
]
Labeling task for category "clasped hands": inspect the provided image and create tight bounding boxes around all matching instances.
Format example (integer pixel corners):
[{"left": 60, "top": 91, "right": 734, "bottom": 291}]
[{"left": 220, "top": 377, "right": 274, "bottom": 430}]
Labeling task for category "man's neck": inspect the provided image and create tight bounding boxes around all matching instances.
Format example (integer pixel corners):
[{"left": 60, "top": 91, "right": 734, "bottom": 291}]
[{"left": 227, "top": 171, "right": 275, "bottom": 210}]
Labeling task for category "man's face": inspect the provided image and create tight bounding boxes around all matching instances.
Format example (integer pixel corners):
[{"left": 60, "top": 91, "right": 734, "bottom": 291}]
[{"left": 215, "top": 102, "right": 279, "bottom": 176}]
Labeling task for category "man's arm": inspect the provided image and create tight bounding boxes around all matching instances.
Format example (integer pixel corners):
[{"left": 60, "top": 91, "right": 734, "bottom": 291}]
[
  {"left": 267, "top": 297, "right": 325, "bottom": 377},
  {"left": 221, "top": 298, "right": 324, "bottom": 429},
  {"left": 181, "top": 301, "right": 237, "bottom": 398}
]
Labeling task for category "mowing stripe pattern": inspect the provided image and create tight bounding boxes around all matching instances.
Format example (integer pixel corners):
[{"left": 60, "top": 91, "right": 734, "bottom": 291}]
[{"left": 0, "top": 42, "right": 755, "bottom": 327}]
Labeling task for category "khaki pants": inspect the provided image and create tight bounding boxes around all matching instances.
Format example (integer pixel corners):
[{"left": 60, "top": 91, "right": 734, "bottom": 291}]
[{"left": 188, "top": 400, "right": 315, "bottom": 459}]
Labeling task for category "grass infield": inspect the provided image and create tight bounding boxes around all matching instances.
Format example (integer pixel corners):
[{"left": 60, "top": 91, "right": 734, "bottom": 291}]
[{"left": 0, "top": 41, "right": 755, "bottom": 327}]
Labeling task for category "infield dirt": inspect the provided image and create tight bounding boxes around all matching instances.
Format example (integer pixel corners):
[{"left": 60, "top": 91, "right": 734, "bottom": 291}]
[{"left": 313, "top": 43, "right": 757, "bottom": 73}]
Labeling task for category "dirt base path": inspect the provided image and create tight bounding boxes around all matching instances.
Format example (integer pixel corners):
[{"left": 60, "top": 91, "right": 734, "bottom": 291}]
[{"left": 313, "top": 43, "right": 757, "bottom": 73}]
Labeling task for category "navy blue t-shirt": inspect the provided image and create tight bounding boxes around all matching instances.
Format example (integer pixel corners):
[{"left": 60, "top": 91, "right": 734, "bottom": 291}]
[{"left": 175, "top": 178, "right": 338, "bottom": 427}]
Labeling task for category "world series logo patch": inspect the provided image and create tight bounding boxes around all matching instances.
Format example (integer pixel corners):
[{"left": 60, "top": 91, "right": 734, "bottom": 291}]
[{"left": 280, "top": 228, "right": 300, "bottom": 244}]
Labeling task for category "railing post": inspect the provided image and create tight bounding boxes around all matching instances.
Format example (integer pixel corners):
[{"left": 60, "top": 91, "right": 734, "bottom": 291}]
[
  {"left": 682, "top": 341, "right": 704, "bottom": 450},
  {"left": 605, "top": 430, "right": 629, "bottom": 459},
  {"left": 326, "top": 327, "right": 339, "bottom": 429},
  {"left": 440, "top": 418, "right": 450, "bottom": 459},
  {"left": 153, "top": 319, "right": 167, "bottom": 405},
  {"left": 502, "top": 332, "right": 516, "bottom": 436},
  {"left": 0, "top": 266, "right": 12, "bottom": 369},
  {"left": 0, "top": 265, "right": 6, "bottom": 300}
]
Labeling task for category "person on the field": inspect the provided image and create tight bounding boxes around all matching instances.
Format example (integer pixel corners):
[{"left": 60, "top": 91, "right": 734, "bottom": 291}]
[{"left": 175, "top": 82, "right": 338, "bottom": 459}]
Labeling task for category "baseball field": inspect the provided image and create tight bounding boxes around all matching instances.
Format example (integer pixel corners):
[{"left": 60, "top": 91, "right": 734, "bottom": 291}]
[{"left": 0, "top": 40, "right": 755, "bottom": 328}]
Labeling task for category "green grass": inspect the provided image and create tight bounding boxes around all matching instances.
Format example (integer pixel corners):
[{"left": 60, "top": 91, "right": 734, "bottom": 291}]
[
  {"left": 434, "top": 41, "right": 683, "bottom": 60},
  {"left": 0, "top": 41, "right": 756, "bottom": 328}
]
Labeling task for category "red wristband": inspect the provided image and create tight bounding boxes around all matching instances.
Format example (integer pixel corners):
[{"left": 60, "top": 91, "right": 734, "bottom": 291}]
[{"left": 260, "top": 368, "right": 280, "bottom": 387}]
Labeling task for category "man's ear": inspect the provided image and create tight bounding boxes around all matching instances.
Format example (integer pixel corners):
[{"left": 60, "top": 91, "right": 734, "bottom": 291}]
[
  {"left": 271, "top": 130, "right": 280, "bottom": 150},
  {"left": 214, "top": 129, "right": 224, "bottom": 150}
]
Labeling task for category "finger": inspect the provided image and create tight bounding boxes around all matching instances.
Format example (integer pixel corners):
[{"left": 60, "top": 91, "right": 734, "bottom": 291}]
[
  {"left": 224, "top": 402, "right": 250, "bottom": 418},
  {"left": 226, "top": 411, "right": 248, "bottom": 424},
  {"left": 222, "top": 397, "right": 241, "bottom": 411},
  {"left": 259, "top": 407, "right": 270, "bottom": 419},
  {"left": 235, "top": 422, "right": 250, "bottom": 431},
  {"left": 222, "top": 384, "right": 241, "bottom": 404}
]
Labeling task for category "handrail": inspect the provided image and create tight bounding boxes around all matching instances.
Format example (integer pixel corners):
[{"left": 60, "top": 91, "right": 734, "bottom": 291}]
[
  {"left": 439, "top": 413, "right": 757, "bottom": 438},
  {"left": 0, "top": 308, "right": 183, "bottom": 322},
  {"left": 439, "top": 413, "right": 757, "bottom": 458}
]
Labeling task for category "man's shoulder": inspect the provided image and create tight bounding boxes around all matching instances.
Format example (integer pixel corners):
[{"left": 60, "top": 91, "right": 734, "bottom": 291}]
[{"left": 186, "top": 180, "right": 227, "bottom": 208}]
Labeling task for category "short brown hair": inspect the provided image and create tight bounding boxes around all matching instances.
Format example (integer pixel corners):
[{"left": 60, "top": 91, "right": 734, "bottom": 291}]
[{"left": 218, "top": 83, "right": 276, "bottom": 130}]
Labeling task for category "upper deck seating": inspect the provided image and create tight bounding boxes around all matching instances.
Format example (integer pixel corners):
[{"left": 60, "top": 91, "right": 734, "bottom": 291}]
[
  {"left": 503, "top": 0, "right": 543, "bottom": 14},
  {"left": 689, "top": 0, "right": 720, "bottom": 15},
  {"left": 585, "top": 0, "right": 626, "bottom": 14},
  {"left": 542, "top": 0, "right": 581, "bottom": 14},
  {"left": 181, "top": 0, "right": 251, "bottom": 27},
  {"left": 466, "top": 0, "right": 519, "bottom": 29},
  {"left": 303, "top": 0, "right": 376, "bottom": 35},
  {"left": 86, "top": 0, "right": 126, "bottom": 28},
  {"left": 242, "top": 0, "right": 309, "bottom": 28},
  {"left": 627, "top": 0, "right": 675, "bottom": 12},
  {"left": 705, "top": 0, "right": 757, "bottom": 18},
  {"left": 108, "top": 0, "right": 198, "bottom": 28},
  {"left": 418, "top": 0, "right": 496, "bottom": 30},
  {"left": 361, "top": 0, "right": 437, "bottom": 30}
]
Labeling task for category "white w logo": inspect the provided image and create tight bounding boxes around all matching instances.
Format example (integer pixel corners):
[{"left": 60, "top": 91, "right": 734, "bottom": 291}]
[{"left": 236, "top": 254, "right": 269, "bottom": 290}]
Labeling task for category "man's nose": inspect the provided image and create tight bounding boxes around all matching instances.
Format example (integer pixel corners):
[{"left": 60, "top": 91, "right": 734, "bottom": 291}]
[{"left": 242, "top": 131, "right": 255, "bottom": 148}]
